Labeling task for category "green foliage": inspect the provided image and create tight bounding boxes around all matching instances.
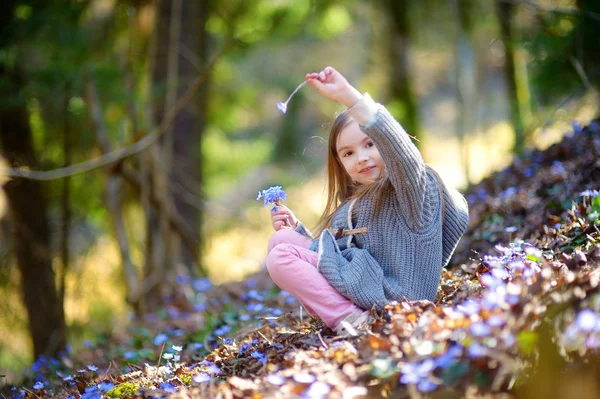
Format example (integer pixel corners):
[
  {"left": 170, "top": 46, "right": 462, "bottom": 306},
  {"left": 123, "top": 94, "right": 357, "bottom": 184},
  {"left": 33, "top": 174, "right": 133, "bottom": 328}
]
[
  {"left": 526, "top": 2, "right": 600, "bottom": 103},
  {"left": 106, "top": 382, "right": 140, "bottom": 398}
]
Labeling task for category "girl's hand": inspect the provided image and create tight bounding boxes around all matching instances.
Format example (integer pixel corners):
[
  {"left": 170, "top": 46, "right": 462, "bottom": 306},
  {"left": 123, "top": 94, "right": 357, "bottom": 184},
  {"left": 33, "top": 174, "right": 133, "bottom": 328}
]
[
  {"left": 270, "top": 204, "right": 299, "bottom": 231},
  {"left": 305, "top": 67, "right": 362, "bottom": 108}
]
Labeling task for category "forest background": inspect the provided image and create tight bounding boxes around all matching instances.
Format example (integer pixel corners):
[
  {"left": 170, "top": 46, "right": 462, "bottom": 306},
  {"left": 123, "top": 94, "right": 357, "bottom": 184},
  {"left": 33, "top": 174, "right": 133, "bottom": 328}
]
[{"left": 0, "top": 0, "right": 599, "bottom": 382}]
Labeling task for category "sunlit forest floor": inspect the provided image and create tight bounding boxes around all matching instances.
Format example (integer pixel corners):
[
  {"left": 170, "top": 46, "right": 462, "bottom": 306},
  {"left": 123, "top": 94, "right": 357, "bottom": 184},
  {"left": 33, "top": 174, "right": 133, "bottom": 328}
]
[{"left": 2, "top": 116, "right": 600, "bottom": 397}]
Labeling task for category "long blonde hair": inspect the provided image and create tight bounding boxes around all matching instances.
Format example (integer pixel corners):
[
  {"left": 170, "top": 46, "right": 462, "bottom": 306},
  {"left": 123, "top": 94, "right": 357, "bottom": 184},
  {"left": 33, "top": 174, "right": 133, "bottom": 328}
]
[{"left": 313, "top": 112, "right": 390, "bottom": 235}]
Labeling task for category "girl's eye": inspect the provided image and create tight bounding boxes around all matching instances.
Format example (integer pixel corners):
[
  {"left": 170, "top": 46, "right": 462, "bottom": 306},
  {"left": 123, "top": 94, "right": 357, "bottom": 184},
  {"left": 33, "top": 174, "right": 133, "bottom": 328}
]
[
  {"left": 366, "top": 141, "right": 374, "bottom": 148},
  {"left": 343, "top": 151, "right": 353, "bottom": 157}
]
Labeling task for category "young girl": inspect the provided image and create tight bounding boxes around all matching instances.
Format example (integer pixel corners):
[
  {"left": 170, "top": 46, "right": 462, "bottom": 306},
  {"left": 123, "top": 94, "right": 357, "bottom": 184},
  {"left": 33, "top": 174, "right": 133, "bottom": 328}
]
[{"left": 266, "top": 67, "right": 469, "bottom": 334}]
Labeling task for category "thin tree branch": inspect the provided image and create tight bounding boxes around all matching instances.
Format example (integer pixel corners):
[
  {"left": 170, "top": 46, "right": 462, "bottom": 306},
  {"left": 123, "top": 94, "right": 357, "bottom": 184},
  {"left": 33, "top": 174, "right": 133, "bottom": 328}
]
[
  {"left": 1, "top": 38, "right": 234, "bottom": 181},
  {"left": 85, "top": 77, "right": 141, "bottom": 303},
  {"left": 569, "top": 56, "right": 600, "bottom": 111}
]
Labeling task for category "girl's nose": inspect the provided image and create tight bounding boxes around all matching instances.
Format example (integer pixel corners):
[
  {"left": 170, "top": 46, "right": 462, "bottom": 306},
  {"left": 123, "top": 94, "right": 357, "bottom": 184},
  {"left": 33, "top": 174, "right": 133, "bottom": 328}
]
[{"left": 358, "top": 154, "right": 369, "bottom": 163}]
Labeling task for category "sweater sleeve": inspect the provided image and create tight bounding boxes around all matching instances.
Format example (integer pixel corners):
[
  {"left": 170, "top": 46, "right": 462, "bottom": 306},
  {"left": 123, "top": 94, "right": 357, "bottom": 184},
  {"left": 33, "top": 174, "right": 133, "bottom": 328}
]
[
  {"left": 294, "top": 221, "right": 313, "bottom": 239},
  {"left": 347, "top": 94, "right": 428, "bottom": 231}
]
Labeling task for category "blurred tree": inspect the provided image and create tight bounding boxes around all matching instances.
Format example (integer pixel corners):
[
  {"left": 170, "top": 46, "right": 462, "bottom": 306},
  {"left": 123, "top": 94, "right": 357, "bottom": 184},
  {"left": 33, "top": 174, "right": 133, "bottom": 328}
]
[
  {"left": 143, "top": 0, "right": 210, "bottom": 311},
  {"left": 527, "top": 0, "right": 600, "bottom": 108},
  {"left": 452, "top": 0, "right": 478, "bottom": 185},
  {"left": 495, "top": 0, "right": 527, "bottom": 154},
  {"left": 381, "top": 0, "right": 421, "bottom": 146},
  {"left": 0, "top": 0, "right": 68, "bottom": 360}
]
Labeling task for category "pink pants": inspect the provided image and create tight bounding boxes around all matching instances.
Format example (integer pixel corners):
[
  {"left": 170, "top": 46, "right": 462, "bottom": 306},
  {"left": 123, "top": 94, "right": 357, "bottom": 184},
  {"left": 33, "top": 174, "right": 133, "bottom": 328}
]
[{"left": 266, "top": 229, "right": 364, "bottom": 329}]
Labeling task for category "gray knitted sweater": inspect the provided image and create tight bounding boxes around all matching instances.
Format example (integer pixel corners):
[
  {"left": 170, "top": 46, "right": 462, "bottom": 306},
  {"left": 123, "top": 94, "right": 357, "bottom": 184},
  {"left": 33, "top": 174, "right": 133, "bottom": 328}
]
[{"left": 295, "top": 94, "right": 469, "bottom": 310}]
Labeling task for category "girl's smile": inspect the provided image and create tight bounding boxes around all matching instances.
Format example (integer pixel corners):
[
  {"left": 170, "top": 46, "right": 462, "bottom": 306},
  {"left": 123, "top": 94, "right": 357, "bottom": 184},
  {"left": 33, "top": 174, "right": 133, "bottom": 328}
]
[{"left": 336, "top": 121, "right": 384, "bottom": 185}]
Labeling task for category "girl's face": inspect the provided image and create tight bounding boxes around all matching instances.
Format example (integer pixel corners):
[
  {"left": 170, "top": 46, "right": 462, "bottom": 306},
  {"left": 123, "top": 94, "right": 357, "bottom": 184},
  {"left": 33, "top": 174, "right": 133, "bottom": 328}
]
[{"left": 336, "top": 121, "right": 384, "bottom": 185}]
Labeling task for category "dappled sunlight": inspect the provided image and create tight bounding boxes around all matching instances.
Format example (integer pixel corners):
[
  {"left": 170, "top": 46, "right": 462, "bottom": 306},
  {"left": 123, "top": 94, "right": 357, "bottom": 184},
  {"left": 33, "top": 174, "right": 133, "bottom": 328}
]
[{"left": 64, "top": 237, "right": 129, "bottom": 343}]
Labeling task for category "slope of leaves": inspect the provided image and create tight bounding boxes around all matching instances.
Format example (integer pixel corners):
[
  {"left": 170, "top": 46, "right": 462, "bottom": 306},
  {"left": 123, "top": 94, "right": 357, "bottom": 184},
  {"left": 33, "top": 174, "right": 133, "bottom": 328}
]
[{"left": 4, "top": 120, "right": 600, "bottom": 398}]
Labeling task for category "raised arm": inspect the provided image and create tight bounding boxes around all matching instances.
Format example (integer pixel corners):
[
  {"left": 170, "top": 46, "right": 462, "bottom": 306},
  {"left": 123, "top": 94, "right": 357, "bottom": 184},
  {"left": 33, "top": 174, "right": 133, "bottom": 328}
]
[
  {"left": 306, "top": 67, "right": 428, "bottom": 231},
  {"left": 348, "top": 96, "right": 428, "bottom": 231}
]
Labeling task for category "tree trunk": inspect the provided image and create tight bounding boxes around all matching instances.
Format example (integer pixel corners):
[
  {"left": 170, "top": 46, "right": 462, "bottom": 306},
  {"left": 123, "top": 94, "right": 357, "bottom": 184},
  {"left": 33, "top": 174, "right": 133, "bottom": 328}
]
[
  {"left": 144, "top": 0, "right": 209, "bottom": 310},
  {"left": 452, "top": 0, "right": 477, "bottom": 185},
  {"left": 0, "top": 67, "right": 67, "bottom": 360},
  {"left": 495, "top": 0, "right": 526, "bottom": 154},
  {"left": 383, "top": 0, "right": 421, "bottom": 146}
]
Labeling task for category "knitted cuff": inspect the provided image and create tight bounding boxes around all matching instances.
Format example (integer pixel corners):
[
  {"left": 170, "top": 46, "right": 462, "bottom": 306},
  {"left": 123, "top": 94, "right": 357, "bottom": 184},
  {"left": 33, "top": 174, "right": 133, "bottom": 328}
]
[
  {"left": 347, "top": 93, "right": 379, "bottom": 127},
  {"left": 294, "top": 221, "right": 313, "bottom": 239}
]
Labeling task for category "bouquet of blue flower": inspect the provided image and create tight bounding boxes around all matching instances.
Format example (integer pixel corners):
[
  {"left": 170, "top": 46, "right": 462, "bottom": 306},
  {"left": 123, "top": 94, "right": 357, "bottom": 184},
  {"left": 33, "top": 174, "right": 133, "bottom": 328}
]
[{"left": 257, "top": 186, "right": 287, "bottom": 212}]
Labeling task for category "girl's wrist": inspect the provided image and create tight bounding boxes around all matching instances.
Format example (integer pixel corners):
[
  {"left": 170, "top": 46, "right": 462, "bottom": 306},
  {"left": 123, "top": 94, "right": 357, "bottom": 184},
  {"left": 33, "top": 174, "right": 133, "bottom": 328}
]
[{"left": 339, "top": 86, "right": 362, "bottom": 108}]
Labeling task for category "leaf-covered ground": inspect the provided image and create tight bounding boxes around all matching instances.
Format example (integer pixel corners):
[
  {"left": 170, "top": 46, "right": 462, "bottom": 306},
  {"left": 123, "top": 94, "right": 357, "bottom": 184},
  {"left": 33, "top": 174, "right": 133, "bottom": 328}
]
[{"left": 4, "top": 120, "right": 600, "bottom": 398}]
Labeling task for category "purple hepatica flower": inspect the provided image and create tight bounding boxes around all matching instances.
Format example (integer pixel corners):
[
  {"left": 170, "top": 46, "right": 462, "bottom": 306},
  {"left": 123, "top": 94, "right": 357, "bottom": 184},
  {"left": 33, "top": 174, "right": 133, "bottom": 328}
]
[
  {"left": 580, "top": 189, "right": 600, "bottom": 197},
  {"left": 575, "top": 309, "right": 598, "bottom": 332},
  {"left": 305, "top": 381, "right": 331, "bottom": 397},
  {"left": 214, "top": 325, "right": 231, "bottom": 336},
  {"left": 159, "top": 381, "right": 177, "bottom": 393},
  {"left": 470, "top": 322, "right": 491, "bottom": 338},
  {"left": 257, "top": 186, "right": 287, "bottom": 212},
  {"left": 99, "top": 381, "right": 115, "bottom": 392},
  {"left": 572, "top": 121, "right": 584, "bottom": 135},
  {"left": 266, "top": 374, "right": 286, "bottom": 386},
  {"left": 82, "top": 386, "right": 101, "bottom": 399},
  {"left": 292, "top": 372, "right": 315, "bottom": 384},
  {"left": 87, "top": 365, "right": 98, "bottom": 372},
  {"left": 468, "top": 342, "right": 487, "bottom": 358},
  {"left": 154, "top": 333, "right": 169, "bottom": 346},
  {"left": 457, "top": 299, "right": 480, "bottom": 316},
  {"left": 399, "top": 363, "right": 420, "bottom": 385},
  {"left": 193, "top": 373, "right": 211, "bottom": 384},
  {"left": 417, "top": 378, "right": 438, "bottom": 393},
  {"left": 551, "top": 161, "right": 566, "bottom": 175},
  {"left": 33, "top": 381, "right": 44, "bottom": 390},
  {"left": 251, "top": 351, "right": 267, "bottom": 364},
  {"left": 207, "top": 364, "right": 221, "bottom": 375},
  {"left": 487, "top": 315, "right": 506, "bottom": 327},
  {"left": 435, "top": 345, "right": 462, "bottom": 369},
  {"left": 192, "top": 278, "right": 212, "bottom": 293}
]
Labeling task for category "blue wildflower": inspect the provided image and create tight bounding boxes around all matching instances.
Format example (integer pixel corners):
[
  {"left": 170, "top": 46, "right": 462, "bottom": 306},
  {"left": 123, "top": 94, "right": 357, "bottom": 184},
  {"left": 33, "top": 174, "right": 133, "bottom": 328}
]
[
  {"left": 246, "top": 303, "right": 264, "bottom": 313},
  {"left": 572, "top": 121, "right": 584, "bottom": 135},
  {"left": 417, "top": 378, "right": 438, "bottom": 393},
  {"left": 81, "top": 385, "right": 101, "bottom": 399},
  {"left": 153, "top": 333, "right": 169, "bottom": 346},
  {"left": 83, "top": 340, "right": 94, "bottom": 348},
  {"left": 468, "top": 342, "right": 487, "bottom": 358},
  {"left": 159, "top": 381, "right": 177, "bottom": 393},
  {"left": 257, "top": 186, "right": 287, "bottom": 211},
  {"left": 435, "top": 345, "right": 462, "bottom": 369},
  {"left": 551, "top": 161, "right": 566, "bottom": 175},
  {"left": 207, "top": 364, "right": 221, "bottom": 375},
  {"left": 98, "top": 381, "right": 115, "bottom": 392},
  {"left": 239, "top": 314, "right": 251, "bottom": 321},
  {"left": 575, "top": 309, "right": 598, "bottom": 332},
  {"left": 251, "top": 351, "right": 267, "bottom": 364},
  {"left": 399, "top": 363, "right": 420, "bottom": 384},
  {"left": 176, "top": 274, "right": 191, "bottom": 284},
  {"left": 192, "top": 278, "right": 212, "bottom": 292},
  {"left": 305, "top": 381, "right": 331, "bottom": 397},
  {"left": 504, "top": 226, "right": 517, "bottom": 233},
  {"left": 470, "top": 322, "right": 491, "bottom": 337},
  {"left": 245, "top": 289, "right": 265, "bottom": 301},
  {"left": 33, "top": 381, "right": 44, "bottom": 390},
  {"left": 266, "top": 374, "right": 286, "bottom": 386},
  {"left": 292, "top": 372, "right": 315, "bottom": 384},
  {"left": 193, "top": 303, "right": 207, "bottom": 312},
  {"left": 163, "top": 353, "right": 174, "bottom": 360},
  {"left": 214, "top": 325, "right": 231, "bottom": 336},
  {"left": 580, "top": 189, "right": 600, "bottom": 197},
  {"left": 224, "top": 338, "right": 233, "bottom": 345},
  {"left": 193, "top": 373, "right": 211, "bottom": 383},
  {"left": 87, "top": 365, "right": 98, "bottom": 372}
]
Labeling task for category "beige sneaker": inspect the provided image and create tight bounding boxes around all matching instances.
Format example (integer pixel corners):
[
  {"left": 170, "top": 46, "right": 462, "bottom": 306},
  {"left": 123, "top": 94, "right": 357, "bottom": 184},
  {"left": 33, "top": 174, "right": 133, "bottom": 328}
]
[{"left": 334, "top": 310, "right": 371, "bottom": 336}]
